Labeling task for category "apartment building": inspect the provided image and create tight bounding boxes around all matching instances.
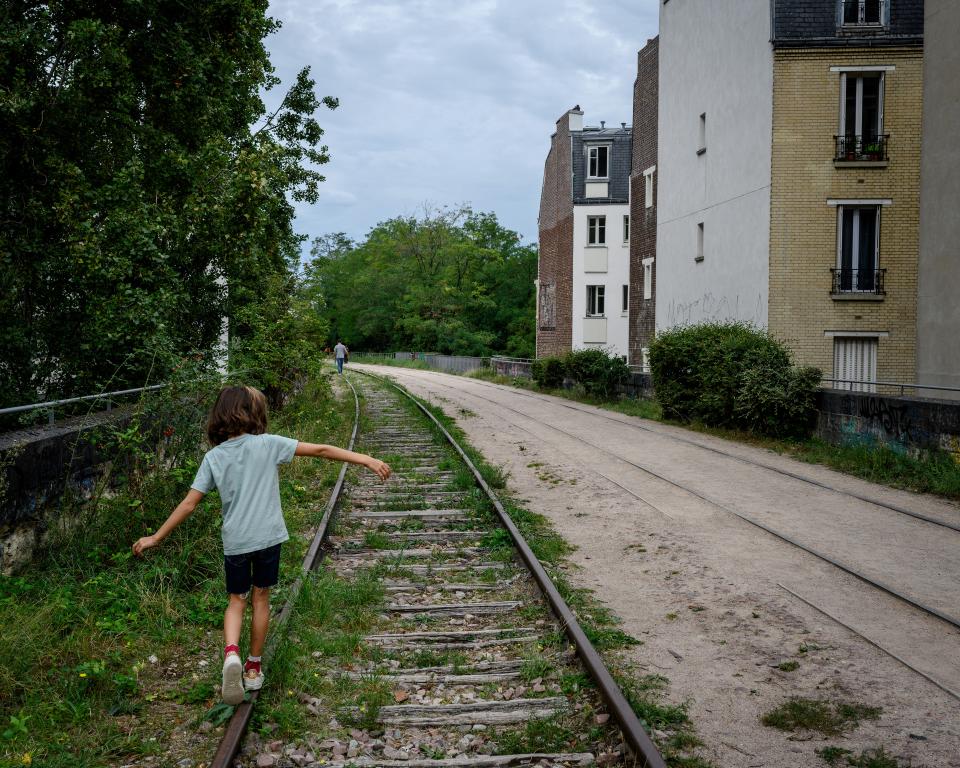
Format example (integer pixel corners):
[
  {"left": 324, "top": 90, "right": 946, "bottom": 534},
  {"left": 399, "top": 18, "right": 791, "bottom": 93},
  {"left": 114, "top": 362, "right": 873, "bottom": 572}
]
[
  {"left": 537, "top": 109, "right": 632, "bottom": 359},
  {"left": 769, "top": 0, "right": 924, "bottom": 387},
  {"left": 629, "top": 38, "right": 658, "bottom": 371},
  {"left": 654, "top": 0, "right": 923, "bottom": 390}
]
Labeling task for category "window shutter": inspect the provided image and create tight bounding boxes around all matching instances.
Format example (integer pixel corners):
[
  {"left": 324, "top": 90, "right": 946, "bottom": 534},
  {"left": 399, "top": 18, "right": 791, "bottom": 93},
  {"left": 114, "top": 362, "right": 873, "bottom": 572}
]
[{"left": 834, "top": 337, "right": 878, "bottom": 392}]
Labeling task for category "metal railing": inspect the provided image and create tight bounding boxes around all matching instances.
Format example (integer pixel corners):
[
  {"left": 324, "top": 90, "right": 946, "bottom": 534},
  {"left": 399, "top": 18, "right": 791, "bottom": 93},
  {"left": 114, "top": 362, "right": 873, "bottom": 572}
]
[
  {"left": 0, "top": 384, "right": 167, "bottom": 425},
  {"left": 822, "top": 378, "right": 960, "bottom": 396},
  {"left": 831, "top": 267, "right": 886, "bottom": 295},
  {"left": 834, "top": 134, "right": 889, "bottom": 161}
]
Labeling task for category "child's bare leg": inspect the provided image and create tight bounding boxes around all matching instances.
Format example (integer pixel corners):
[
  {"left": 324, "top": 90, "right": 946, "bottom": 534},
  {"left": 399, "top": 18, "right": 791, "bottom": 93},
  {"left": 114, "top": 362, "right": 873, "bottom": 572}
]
[
  {"left": 224, "top": 592, "right": 247, "bottom": 648},
  {"left": 249, "top": 586, "right": 271, "bottom": 657}
]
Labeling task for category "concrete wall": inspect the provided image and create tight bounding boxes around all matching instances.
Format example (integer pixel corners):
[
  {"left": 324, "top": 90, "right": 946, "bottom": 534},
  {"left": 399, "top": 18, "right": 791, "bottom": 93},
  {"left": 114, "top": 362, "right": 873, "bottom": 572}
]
[
  {"left": 0, "top": 410, "right": 128, "bottom": 574},
  {"left": 572, "top": 202, "right": 631, "bottom": 357},
  {"left": 917, "top": 0, "right": 960, "bottom": 393},
  {"left": 656, "top": 0, "right": 772, "bottom": 332},
  {"left": 817, "top": 389, "right": 960, "bottom": 460}
]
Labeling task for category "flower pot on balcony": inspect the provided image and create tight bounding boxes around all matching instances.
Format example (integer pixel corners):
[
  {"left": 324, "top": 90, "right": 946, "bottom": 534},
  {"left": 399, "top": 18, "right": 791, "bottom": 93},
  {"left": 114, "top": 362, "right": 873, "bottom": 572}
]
[{"left": 865, "top": 143, "right": 883, "bottom": 160}]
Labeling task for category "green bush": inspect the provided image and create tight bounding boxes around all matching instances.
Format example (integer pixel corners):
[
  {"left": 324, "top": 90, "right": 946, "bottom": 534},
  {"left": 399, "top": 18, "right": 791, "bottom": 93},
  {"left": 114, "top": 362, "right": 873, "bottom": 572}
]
[
  {"left": 531, "top": 356, "right": 566, "bottom": 389},
  {"left": 735, "top": 364, "right": 822, "bottom": 438},
  {"left": 650, "top": 322, "right": 821, "bottom": 437},
  {"left": 563, "top": 348, "right": 630, "bottom": 399}
]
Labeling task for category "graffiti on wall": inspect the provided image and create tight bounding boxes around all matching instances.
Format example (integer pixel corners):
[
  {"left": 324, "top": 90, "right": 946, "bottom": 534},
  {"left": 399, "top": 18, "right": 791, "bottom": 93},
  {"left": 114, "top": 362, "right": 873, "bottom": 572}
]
[{"left": 538, "top": 282, "right": 556, "bottom": 330}]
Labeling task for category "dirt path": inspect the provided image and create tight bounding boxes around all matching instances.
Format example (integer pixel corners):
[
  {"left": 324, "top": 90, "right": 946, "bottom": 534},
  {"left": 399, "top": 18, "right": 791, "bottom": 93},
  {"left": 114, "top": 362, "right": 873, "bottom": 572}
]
[{"left": 358, "top": 364, "right": 960, "bottom": 768}]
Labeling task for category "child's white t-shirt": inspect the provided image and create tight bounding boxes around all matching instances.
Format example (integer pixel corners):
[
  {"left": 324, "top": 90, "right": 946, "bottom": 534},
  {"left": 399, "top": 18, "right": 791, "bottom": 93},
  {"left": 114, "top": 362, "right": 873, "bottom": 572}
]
[{"left": 191, "top": 433, "right": 298, "bottom": 555}]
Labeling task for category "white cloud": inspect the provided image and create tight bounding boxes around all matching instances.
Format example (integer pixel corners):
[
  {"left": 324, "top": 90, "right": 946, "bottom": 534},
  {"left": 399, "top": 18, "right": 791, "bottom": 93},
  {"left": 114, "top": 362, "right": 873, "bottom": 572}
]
[{"left": 265, "top": 0, "right": 660, "bottom": 248}]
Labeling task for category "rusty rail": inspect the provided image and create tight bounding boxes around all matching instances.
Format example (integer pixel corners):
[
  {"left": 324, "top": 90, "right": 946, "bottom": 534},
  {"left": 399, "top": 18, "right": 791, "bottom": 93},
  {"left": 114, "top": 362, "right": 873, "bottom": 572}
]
[{"left": 361, "top": 370, "right": 667, "bottom": 768}]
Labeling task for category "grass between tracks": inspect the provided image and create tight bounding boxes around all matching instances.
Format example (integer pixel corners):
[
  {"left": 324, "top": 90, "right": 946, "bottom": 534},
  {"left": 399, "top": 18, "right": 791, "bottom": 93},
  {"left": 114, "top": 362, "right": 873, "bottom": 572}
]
[{"left": 0, "top": 373, "right": 354, "bottom": 768}]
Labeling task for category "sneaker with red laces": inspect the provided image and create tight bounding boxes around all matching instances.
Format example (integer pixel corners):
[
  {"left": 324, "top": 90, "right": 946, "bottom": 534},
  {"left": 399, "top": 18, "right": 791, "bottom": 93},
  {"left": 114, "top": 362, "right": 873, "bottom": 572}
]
[
  {"left": 243, "top": 658, "right": 264, "bottom": 691},
  {"left": 221, "top": 645, "right": 244, "bottom": 705}
]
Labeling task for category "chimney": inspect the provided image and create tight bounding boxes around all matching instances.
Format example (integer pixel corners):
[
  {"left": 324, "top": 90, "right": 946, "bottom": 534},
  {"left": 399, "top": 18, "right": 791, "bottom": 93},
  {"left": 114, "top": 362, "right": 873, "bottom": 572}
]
[
  {"left": 621, "top": 122, "right": 626, "bottom": 129},
  {"left": 568, "top": 106, "right": 583, "bottom": 132}
]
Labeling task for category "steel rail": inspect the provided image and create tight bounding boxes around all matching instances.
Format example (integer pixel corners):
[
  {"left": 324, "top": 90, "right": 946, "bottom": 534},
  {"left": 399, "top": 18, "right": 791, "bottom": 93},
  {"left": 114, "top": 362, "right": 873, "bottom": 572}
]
[
  {"left": 359, "top": 370, "right": 667, "bottom": 768},
  {"left": 409, "top": 368, "right": 960, "bottom": 534},
  {"left": 210, "top": 376, "right": 360, "bottom": 768},
  {"left": 370, "top": 367, "right": 960, "bottom": 633}
]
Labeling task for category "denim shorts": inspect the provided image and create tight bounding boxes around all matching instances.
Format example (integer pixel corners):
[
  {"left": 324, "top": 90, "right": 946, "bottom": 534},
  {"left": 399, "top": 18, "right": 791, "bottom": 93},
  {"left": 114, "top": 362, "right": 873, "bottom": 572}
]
[{"left": 224, "top": 543, "right": 282, "bottom": 595}]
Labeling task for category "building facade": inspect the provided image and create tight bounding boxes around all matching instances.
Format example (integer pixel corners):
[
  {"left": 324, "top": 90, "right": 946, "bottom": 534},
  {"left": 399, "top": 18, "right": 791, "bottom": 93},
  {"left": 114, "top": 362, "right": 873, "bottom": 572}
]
[
  {"left": 537, "top": 109, "right": 632, "bottom": 359},
  {"left": 655, "top": 0, "right": 773, "bottom": 332},
  {"left": 629, "top": 37, "right": 658, "bottom": 371},
  {"left": 769, "top": 0, "right": 924, "bottom": 388},
  {"left": 917, "top": 0, "right": 960, "bottom": 393}
]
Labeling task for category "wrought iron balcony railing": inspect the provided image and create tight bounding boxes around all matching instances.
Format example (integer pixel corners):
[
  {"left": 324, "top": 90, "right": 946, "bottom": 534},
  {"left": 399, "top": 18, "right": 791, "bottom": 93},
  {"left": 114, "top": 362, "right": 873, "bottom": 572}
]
[
  {"left": 835, "top": 134, "right": 889, "bottom": 162},
  {"left": 831, "top": 268, "right": 886, "bottom": 296}
]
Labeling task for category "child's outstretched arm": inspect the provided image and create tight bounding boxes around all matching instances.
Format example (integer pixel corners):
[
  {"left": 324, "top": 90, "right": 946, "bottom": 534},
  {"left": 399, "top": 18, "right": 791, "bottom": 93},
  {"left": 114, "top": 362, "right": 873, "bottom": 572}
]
[
  {"left": 132, "top": 488, "right": 206, "bottom": 556},
  {"left": 295, "top": 443, "right": 391, "bottom": 480}
]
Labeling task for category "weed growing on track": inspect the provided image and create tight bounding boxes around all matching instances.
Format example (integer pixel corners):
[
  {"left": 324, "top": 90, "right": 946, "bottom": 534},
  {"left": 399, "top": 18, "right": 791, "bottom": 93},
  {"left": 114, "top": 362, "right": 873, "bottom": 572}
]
[
  {"left": 0, "top": 374, "right": 352, "bottom": 767},
  {"left": 818, "top": 745, "right": 909, "bottom": 767},
  {"left": 761, "top": 697, "right": 882, "bottom": 737}
]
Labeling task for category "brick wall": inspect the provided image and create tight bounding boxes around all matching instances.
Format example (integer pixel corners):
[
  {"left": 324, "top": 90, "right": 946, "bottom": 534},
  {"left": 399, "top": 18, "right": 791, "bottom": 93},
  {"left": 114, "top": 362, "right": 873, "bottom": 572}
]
[
  {"left": 769, "top": 47, "right": 923, "bottom": 383},
  {"left": 629, "top": 38, "right": 658, "bottom": 366},
  {"left": 537, "top": 111, "right": 575, "bottom": 357}
]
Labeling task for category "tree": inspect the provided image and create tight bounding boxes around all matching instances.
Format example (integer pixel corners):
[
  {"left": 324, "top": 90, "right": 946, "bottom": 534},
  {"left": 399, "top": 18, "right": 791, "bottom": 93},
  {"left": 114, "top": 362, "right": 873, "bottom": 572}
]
[
  {"left": 0, "top": 1, "right": 336, "bottom": 407},
  {"left": 306, "top": 207, "right": 537, "bottom": 356}
]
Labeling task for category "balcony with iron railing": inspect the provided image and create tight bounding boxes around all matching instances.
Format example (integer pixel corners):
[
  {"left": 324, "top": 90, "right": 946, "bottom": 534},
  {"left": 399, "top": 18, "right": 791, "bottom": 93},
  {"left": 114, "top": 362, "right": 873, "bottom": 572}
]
[
  {"left": 834, "top": 134, "right": 889, "bottom": 165},
  {"left": 830, "top": 268, "right": 886, "bottom": 299}
]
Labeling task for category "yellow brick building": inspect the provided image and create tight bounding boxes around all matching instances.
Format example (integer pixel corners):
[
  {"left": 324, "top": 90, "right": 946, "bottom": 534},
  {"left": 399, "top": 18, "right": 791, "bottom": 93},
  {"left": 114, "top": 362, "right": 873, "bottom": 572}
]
[{"left": 769, "top": 3, "right": 924, "bottom": 389}]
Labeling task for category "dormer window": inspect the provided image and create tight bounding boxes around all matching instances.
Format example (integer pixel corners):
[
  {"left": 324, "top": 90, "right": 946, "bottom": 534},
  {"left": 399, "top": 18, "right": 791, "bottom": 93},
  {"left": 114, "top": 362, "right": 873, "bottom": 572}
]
[
  {"left": 841, "top": 0, "right": 887, "bottom": 27},
  {"left": 587, "top": 145, "right": 609, "bottom": 179}
]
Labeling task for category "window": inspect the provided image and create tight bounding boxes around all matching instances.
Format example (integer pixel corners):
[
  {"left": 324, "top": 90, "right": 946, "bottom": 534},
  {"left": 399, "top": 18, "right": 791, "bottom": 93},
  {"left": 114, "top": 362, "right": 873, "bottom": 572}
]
[
  {"left": 697, "top": 113, "right": 706, "bottom": 155},
  {"left": 839, "top": 72, "right": 884, "bottom": 159},
  {"left": 587, "top": 145, "right": 609, "bottom": 179},
  {"left": 621, "top": 284, "right": 629, "bottom": 313},
  {"left": 841, "top": 0, "right": 885, "bottom": 27},
  {"left": 643, "top": 166, "right": 656, "bottom": 208},
  {"left": 695, "top": 222, "right": 704, "bottom": 262},
  {"left": 586, "top": 285, "right": 605, "bottom": 317},
  {"left": 833, "top": 337, "right": 878, "bottom": 393},
  {"left": 588, "top": 215, "right": 606, "bottom": 245},
  {"left": 836, "top": 205, "right": 880, "bottom": 292},
  {"left": 623, "top": 215, "right": 630, "bottom": 243},
  {"left": 642, "top": 258, "right": 654, "bottom": 299}
]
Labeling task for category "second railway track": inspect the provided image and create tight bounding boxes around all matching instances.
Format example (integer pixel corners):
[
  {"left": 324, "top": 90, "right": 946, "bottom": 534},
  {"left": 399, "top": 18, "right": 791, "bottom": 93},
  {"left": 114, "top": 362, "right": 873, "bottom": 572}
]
[{"left": 218, "top": 373, "right": 669, "bottom": 768}]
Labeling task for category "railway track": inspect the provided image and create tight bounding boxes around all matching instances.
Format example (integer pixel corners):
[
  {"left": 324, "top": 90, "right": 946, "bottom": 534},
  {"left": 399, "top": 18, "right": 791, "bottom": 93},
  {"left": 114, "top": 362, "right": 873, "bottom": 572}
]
[
  {"left": 356, "top": 366, "right": 960, "bottom": 701},
  {"left": 212, "top": 374, "right": 667, "bottom": 768}
]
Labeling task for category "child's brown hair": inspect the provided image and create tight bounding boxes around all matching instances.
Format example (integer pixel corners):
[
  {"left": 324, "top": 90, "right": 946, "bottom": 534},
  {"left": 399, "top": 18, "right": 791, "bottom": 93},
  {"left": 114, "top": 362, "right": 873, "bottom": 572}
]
[{"left": 206, "top": 386, "right": 268, "bottom": 446}]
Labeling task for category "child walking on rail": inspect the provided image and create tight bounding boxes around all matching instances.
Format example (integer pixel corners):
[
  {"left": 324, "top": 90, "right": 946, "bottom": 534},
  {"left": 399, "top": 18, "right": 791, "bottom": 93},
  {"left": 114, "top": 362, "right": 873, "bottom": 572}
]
[{"left": 132, "top": 385, "right": 391, "bottom": 705}]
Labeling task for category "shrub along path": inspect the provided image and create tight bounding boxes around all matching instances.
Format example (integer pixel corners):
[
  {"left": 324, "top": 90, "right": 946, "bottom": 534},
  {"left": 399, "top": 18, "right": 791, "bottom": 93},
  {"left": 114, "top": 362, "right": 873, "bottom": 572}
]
[{"left": 357, "top": 364, "right": 960, "bottom": 768}]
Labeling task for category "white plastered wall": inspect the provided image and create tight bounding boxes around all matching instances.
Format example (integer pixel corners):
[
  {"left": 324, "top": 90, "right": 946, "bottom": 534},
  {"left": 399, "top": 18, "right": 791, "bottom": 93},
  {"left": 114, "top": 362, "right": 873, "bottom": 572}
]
[{"left": 655, "top": 0, "right": 772, "bottom": 332}]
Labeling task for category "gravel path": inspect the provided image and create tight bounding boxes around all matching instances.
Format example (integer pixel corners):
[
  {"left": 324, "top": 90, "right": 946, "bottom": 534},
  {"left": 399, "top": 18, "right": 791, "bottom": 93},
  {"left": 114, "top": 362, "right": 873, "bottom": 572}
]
[{"left": 359, "top": 365, "right": 960, "bottom": 768}]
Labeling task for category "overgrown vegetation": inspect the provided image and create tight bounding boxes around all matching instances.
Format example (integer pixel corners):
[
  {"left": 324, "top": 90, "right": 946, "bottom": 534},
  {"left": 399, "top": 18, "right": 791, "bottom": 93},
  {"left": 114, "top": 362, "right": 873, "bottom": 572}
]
[
  {"left": 761, "top": 697, "right": 882, "bottom": 737},
  {"left": 0, "top": 2, "right": 336, "bottom": 408},
  {"left": 532, "top": 348, "right": 629, "bottom": 399},
  {"left": 0, "top": 373, "right": 353, "bottom": 766},
  {"left": 650, "top": 323, "right": 821, "bottom": 438},
  {"left": 307, "top": 207, "right": 537, "bottom": 357},
  {"left": 818, "top": 746, "right": 909, "bottom": 767}
]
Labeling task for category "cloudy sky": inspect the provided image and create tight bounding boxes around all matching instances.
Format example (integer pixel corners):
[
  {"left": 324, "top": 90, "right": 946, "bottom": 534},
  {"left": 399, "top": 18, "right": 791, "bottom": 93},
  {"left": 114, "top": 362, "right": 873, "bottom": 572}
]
[{"left": 264, "top": 0, "right": 660, "bottom": 251}]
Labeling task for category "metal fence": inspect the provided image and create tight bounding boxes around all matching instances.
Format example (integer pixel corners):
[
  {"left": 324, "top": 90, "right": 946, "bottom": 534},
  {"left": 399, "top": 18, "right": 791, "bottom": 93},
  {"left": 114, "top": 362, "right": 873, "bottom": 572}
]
[{"left": 0, "top": 384, "right": 167, "bottom": 426}]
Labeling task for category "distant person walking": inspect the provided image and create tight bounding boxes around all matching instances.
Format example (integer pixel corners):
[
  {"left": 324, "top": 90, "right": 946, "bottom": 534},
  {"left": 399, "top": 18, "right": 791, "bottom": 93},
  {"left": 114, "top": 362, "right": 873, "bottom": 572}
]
[{"left": 333, "top": 340, "right": 349, "bottom": 374}]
